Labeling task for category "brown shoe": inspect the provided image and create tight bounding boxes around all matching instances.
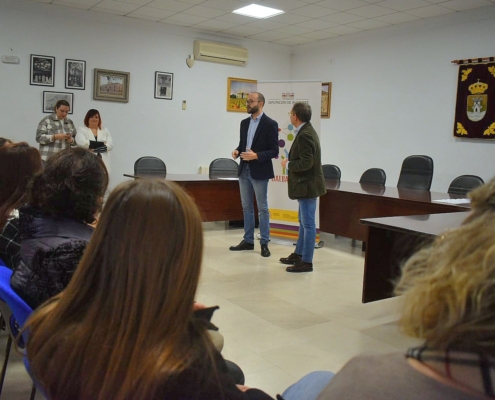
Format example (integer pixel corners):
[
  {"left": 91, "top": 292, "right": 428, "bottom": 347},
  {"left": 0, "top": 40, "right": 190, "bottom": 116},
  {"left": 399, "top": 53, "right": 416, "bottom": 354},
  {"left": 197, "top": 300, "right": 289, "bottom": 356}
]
[
  {"left": 286, "top": 260, "right": 313, "bottom": 273},
  {"left": 279, "top": 253, "right": 302, "bottom": 265}
]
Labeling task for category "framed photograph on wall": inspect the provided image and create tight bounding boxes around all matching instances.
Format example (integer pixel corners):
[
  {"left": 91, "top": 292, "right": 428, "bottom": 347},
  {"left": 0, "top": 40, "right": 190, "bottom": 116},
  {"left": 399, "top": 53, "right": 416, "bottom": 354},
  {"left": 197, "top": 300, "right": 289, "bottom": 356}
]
[
  {"left": 65, "top": 59, "right": 86, "bottom": 90},
  {"left": 321, "top": 82, "right": 332, "bottom": 118},
  {"left": 227, "top": 77, "right": 257, "bottom": 112},
  {"left": 154, "top": 71, "right": 173, "bottom": 100},
  {"left": 30, "top": 55, "right": 55, "bottom": 86},
  {"left": 93, "top": 68, "right": 130, "bottom": 103},
  {"left": 43, "top": 91, "right": 73, "bottom": 114}
]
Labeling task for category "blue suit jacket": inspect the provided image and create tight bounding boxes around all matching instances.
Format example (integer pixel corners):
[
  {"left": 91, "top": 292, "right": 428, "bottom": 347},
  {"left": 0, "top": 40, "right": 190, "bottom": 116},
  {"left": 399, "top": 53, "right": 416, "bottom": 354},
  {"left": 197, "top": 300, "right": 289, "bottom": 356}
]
[{"left": 236, "top": 113, "right": 279, "bottom": 180}]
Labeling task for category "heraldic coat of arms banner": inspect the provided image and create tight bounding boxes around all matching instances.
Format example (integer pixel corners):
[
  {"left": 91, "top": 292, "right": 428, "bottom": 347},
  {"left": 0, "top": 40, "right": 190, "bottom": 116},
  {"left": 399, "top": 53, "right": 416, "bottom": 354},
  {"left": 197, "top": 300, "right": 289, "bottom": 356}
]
[{"left": 454, "top": 62, "right": 495, "bottom": 139}]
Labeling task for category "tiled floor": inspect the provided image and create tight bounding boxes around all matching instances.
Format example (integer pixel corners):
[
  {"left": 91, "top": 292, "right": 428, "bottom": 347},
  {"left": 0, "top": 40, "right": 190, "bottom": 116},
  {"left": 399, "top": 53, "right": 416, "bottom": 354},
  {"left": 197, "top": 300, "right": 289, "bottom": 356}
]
[{"left": 0, "top": 224, "right": 419, "bottom": 399}]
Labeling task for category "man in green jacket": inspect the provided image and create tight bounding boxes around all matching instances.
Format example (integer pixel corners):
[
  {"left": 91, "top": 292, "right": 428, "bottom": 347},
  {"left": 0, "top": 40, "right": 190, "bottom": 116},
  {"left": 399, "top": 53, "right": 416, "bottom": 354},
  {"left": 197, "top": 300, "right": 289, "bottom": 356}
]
[{"left": 280, "top": 102, "right": 326, "bottom": 272}]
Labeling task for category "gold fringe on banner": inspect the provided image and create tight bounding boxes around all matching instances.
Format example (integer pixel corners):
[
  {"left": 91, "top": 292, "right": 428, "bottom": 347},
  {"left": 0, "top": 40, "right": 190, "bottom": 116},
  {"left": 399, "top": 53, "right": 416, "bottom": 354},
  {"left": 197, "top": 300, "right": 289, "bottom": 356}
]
[{"left": 452, "top": 57, "right": 495, "bottom": 65}]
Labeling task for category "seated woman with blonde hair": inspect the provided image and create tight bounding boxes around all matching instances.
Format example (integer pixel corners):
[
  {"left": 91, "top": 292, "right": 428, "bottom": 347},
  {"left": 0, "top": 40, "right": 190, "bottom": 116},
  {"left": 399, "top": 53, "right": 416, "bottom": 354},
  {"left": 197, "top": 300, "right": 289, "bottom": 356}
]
[
  {"left": 308, "top": 176, "right": 495, "bottom": 399},
  {"left": 25, "top": 179, "right": 274, "bottom": 400}
]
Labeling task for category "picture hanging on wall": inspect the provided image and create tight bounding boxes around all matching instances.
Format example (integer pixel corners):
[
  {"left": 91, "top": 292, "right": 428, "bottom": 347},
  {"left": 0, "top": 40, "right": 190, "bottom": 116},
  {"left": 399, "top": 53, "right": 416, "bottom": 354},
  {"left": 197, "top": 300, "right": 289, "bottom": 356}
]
[
  {"left": 30, "top": 55, "right": 55, "bottom": 86},
  {"left": 227, "top": 77, "right": 257, "bottom": 112},
  {"left": 93, "top": 68, "right": 130, "bottom": 103},
  {"left": 154, "top": 71, "right": 173, "bottom": 100},
  {"left": 321, "top": 82, "right": 331, "bottom": 118},
  {"left": 65, "top": 59, "right": 86, "bottom": 90},
  {"left": 43, "top": 91, "right": 73, "bottom": 114}
]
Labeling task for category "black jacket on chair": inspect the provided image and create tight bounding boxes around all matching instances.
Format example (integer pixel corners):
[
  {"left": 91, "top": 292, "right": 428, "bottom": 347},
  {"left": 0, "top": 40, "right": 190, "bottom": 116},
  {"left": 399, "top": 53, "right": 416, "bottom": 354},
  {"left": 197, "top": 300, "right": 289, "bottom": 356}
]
[
  {"left": 236, "top": 113, "right": 279, "bottom": 180},
  {"left": 10, "top": 207, "right": 94, "bottom": 309}
]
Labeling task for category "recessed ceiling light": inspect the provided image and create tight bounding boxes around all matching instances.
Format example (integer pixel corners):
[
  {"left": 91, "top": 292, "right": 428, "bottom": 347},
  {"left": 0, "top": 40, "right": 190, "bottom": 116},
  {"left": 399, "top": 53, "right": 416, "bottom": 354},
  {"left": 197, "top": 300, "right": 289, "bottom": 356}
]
[{"left": 232, "top": 4, "right": 284, "bottom": 19}]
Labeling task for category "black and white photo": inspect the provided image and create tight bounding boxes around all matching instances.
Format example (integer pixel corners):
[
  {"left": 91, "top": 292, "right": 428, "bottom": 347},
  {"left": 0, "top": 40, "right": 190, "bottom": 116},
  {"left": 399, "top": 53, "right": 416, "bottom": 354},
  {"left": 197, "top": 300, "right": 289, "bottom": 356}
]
[
  {"left": 30, "top": 55, "right": 55, "bottom": 86},
  {"left": 65, "top": 59, "right": 85, "bottom": 90},
  {"left": 43, "top": 91, "right": 73, "bottom": 114},
  {"left": 155, "top": 71, "right": 173, "bottom": 100}
]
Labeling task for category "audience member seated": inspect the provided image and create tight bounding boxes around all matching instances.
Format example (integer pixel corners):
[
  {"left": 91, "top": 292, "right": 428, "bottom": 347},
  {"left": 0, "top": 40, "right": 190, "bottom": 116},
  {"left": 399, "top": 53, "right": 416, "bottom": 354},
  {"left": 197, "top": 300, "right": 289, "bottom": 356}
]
[
  {"left": 25, "top": 179, "right": 274, "bottom": 399},
  {"left": 0, "top": 142, "right": 43, "bottom": 269},
  {"left": 11, "top": 147, "right": 108, "bottom": 309},
  {"left": 295, "top": 176, "right": 495, "bottom": 399}
]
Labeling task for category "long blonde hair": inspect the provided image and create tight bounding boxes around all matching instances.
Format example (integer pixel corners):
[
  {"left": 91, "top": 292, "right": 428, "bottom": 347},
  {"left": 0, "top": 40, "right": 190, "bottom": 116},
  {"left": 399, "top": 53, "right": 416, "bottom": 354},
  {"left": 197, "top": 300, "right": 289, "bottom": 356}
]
[
  {"left": 396, "top": 176, "right": 495, "bottom": 355},
  {"left": 25, "top": 179, "right": 216, "bottom": 399}
]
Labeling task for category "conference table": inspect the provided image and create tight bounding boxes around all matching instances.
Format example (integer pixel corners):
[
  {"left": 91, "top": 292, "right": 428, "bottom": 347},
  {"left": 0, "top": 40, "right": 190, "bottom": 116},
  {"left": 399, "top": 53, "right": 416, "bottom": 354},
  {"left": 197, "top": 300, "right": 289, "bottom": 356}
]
[
  {"left": 124, "top": 174, "right": 243, "bottom": 222},
  {"left": 319, "top": 180, "right": 469, "bottom": 241},
  {"left": 360, "top": 211, "right": 470, "bottom": 303}
]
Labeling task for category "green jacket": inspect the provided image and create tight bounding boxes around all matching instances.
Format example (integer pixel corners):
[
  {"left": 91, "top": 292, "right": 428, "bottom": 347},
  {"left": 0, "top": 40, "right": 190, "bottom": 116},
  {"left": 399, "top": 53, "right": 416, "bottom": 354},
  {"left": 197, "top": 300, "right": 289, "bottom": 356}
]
[{"left": 287, "top": 122, "right": 326, "bottom": 199}]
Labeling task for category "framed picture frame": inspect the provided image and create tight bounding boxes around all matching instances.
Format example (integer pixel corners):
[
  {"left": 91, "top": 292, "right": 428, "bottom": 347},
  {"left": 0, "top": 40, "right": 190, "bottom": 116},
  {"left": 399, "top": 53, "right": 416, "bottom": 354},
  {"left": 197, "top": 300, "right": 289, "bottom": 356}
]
[
  {"left": 65, "top": 59, "right": 86, "bottom": 90},
  {"left": 30, "top": 55, "right": 55, "bottom": 86},
  {"left": 43, "top": 91, "right": 73, "bottom": 114},
  {"left": 227, "top": 77, "right": 257, "bottom": 112},
  {"left": 154, "top": 71, "right": 173, "bottom": 100},
  {"left": 321, "top": 82, "right": 332, "bottom": 118},
  {"left": 93, "top": 68, "right": 130, "bottom": 103}
]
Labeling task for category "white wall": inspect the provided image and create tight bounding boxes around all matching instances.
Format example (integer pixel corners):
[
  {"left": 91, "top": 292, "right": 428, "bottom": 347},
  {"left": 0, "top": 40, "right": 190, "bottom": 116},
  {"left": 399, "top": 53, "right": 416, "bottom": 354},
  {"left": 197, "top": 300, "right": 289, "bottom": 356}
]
[
  {"left": 0, "top": 0, "right": 291, "bottom": 189},
  {"left": 292, "top": 6, "right": 495, "bottom": 192}
]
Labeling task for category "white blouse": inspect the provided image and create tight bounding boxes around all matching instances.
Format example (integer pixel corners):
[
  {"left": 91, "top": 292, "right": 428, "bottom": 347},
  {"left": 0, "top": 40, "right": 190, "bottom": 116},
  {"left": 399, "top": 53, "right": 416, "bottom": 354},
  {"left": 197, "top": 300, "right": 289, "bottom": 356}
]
[{"left": 76, "top": 126, "right": 114, "bottom": 173}]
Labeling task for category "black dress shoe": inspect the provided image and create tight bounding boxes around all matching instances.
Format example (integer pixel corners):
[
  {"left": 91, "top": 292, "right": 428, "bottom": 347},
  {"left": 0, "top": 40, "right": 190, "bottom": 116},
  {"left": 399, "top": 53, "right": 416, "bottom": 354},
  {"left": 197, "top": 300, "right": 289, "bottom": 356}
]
[
  {"left": 286, "top": 260, "right": 313, "bottom": 273},
  {"left": 229, "top": 240, "right": 254, "bottom": 251},
  {"left": 279, "top": 253, "right": 302, "bottom": 265},
  {"left": 261, "top": 244, "right": 270, "bottom": 257}
]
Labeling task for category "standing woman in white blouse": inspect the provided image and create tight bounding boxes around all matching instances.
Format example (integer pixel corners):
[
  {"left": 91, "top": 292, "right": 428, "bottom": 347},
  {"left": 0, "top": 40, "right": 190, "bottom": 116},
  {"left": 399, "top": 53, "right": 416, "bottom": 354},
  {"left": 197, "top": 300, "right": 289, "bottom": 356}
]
[{"left": 76, "top": 109, "right": 113, "bottom": 173}]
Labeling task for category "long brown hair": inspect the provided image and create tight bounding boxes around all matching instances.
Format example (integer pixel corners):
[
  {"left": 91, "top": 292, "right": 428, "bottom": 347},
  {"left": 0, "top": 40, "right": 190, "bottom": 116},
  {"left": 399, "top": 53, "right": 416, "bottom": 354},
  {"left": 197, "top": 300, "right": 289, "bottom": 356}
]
[
  {"left": 25, "top": 179, "right": 217, "bottom": 399},
  {"left": 0, "top": 142, "right": 42, "bottom": 228}
]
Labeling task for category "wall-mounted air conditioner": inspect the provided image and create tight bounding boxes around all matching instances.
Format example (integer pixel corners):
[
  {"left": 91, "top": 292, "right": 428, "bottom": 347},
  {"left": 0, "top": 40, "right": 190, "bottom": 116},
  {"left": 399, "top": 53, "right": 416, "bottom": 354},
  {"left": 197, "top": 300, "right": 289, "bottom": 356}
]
[{"left": 193, "top": 40, "right": 248, "bottom": 66}]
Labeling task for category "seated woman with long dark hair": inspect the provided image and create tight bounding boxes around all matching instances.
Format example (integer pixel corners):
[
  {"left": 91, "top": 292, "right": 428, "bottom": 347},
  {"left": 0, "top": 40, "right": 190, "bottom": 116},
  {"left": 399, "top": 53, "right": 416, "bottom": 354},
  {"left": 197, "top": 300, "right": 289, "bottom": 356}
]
[
  {"left": 25, "top": 179, "right": 273, "bottom": 399},
  {"left": 0, "top": 142, "right": 43, "bottom": 269},
  {"left": 10, "top": 147, "right": 108, "bottom": 309}
]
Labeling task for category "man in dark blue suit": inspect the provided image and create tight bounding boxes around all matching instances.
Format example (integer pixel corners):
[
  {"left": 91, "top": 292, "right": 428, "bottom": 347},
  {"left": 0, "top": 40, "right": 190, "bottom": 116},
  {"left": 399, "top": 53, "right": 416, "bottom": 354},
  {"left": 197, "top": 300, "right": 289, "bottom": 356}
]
[{"left": 230, "top": 92, "right": 279, "bottom": 257}]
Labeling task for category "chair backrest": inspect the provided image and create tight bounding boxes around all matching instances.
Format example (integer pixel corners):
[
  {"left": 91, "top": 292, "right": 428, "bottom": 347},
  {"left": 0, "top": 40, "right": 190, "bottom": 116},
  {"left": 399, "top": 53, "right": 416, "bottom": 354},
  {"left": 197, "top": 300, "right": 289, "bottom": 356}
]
[
  {"left": 322, "top": 164, "right": 341, "bottom": 180},
  {"left": 397, "top": 155, "right": 434, "bottom": 191},
  {"left": 134, "top": 156, "right": 167, "bottom": 177},
  {"left": 209, "top": 158, "right": 239, "bottom": 178},
  {"left": 0, "top": 264, "right": 33, "bottom": 348},
  {"left": 448, "top": 175, "right": 484, "bottom": 196},
  {"left": 359, "top": 168, "right": 386, "bottom": 186}
]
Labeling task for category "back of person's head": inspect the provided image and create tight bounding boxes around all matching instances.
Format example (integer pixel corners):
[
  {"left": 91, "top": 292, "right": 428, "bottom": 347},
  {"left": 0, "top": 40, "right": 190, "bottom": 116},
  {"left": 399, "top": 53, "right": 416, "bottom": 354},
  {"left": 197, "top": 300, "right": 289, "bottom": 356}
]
[
  {"left": 26, "top": 179, "right": 210, "bottom": 399},
  {"left": 396, "top": 176, "right": 495, "bottom": 355},
  {"left": 0, "top": 142, "right": 42, "bottom": 228},
  {"left": 0, "top": 137, "right": 13, "bottom": 147},
  {"left": 291, "top": 102, "right": 312, "bottom": 123},
  {"left": 29, "top": 147, "right": 108, "bottom": 224}
]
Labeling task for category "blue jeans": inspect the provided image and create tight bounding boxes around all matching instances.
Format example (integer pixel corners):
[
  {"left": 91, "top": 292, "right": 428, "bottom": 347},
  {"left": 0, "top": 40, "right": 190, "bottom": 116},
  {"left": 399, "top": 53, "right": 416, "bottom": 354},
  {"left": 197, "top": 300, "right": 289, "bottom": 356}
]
[
  {"left": 238, "top": 165, "right": 270, "bottom": 245},
  {"left": 282, "top": 371, "right": 335, "bottom": 400},
  {"left": 295, "top": 197, "right": 317, "bottom": 263}
]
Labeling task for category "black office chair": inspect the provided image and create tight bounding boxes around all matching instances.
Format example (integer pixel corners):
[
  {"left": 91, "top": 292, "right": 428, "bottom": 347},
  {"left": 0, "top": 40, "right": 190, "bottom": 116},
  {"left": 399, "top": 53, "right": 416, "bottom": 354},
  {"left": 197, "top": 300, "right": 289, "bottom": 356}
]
[
  {"left": 209, "top": 158, "right": 239, "bottom": 178},
  {"left": 397, "top": 155, "right": 433, "bottom": 191},
  {"left": 322, "top": 164, "right": 341, "bottom": 180},
  {"left": 448, "top": 175, "right": 484, "bottom": 196},
  {"left": 359, "top": 168, "right": 386, "bottom": 186},
  {"left": 134, "top": 156, "right": 167, "bottom": 177}
]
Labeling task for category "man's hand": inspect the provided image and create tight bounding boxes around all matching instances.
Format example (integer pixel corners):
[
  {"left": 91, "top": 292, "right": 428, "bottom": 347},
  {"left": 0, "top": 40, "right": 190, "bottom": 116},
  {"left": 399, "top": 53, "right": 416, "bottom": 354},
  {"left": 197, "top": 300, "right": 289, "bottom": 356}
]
[
  {"left": 53, "top": 133, "right": 67, "bottom": 140},
  {"left": 240, "top": 149, "right": 258, "bottom": 161},
  {"left": 232, "top": 149, "right": 239, "bottom": 159},
  {"left": 281, "top": 158, "right": 289, "bottom": 168}
]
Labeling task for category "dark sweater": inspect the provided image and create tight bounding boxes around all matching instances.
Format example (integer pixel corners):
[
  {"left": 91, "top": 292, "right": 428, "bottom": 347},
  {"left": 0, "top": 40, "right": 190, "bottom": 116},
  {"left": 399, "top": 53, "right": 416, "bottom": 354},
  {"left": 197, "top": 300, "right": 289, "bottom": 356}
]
[{"left": 10, "top": 207, "right": 93, "bottom": 309}]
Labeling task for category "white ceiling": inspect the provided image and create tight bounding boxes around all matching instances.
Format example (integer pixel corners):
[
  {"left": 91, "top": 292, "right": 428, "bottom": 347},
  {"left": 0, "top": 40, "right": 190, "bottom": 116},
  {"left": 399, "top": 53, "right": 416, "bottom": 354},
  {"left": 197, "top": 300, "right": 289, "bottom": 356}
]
[{"left": 26, "top": 0, "right": 495, "bottom": 46}]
